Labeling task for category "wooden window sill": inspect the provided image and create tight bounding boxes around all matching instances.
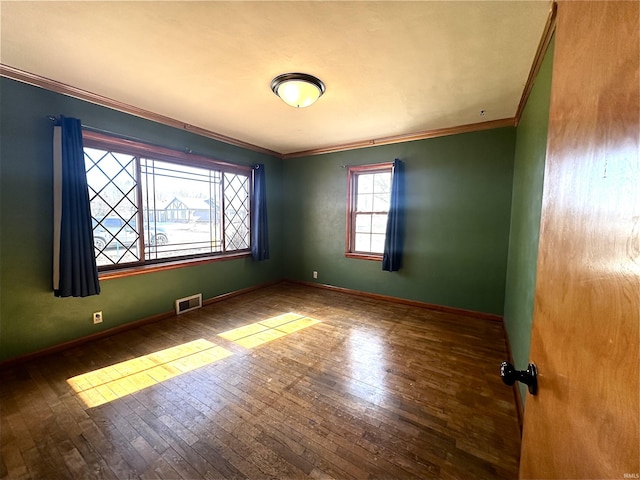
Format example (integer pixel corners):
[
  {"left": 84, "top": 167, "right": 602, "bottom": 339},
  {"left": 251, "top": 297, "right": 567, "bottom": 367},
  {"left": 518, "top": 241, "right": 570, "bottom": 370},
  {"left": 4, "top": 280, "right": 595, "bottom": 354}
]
[
  {"left": 345, "top": 252, "right": 383, "bottom": 261},
  {"left": 99, "top": 252, "right": 252, "bottom": 280}
]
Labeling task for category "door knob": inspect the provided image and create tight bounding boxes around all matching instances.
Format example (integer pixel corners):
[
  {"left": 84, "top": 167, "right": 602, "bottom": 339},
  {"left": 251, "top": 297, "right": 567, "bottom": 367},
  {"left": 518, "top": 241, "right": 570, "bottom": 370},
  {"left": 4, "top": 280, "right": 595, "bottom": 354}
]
[{"left": 500, "top": 361, "right": 538, "bottom": 395}]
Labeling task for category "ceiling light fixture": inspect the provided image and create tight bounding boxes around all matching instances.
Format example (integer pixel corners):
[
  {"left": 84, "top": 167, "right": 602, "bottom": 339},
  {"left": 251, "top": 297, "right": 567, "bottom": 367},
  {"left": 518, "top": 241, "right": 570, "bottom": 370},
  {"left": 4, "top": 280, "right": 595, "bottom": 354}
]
[{"left": 271, "top": 73, "right": 326, "bottom": 108}]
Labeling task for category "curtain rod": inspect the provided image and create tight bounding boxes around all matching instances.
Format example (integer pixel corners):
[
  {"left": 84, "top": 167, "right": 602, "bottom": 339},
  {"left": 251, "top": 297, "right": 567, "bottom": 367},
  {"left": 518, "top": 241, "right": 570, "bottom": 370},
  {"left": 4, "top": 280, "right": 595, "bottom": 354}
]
[
  {"left": 47, "top": 115, "right": 262, "bottom": 168},
  {"left": 48, "top": 115, "right": 195, "bottom": 154}
]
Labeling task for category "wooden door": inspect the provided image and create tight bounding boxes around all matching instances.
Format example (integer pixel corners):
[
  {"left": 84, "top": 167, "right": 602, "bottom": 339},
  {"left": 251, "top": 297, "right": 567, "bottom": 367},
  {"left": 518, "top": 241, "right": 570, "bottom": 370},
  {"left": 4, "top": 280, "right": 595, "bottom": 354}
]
[{"left": 519, "top": 1, "right": 639, "bottom": 478}]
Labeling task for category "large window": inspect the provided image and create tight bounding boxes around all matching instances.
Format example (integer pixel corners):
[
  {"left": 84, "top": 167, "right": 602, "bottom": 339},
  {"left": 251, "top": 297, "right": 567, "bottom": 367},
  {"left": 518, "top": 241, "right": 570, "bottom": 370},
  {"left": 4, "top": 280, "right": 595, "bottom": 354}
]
[
  {"left": 84, "top": 131, "right": 251, "bottom": 271},
  {"left": 345, "top": 163, "right": 392, "bottom": 259}
]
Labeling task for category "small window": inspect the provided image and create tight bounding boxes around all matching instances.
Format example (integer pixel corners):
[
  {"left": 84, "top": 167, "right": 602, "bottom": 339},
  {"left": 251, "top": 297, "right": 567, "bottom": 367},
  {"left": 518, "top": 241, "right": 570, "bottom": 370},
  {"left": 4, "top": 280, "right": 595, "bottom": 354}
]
[
  {"left": 345, "top": 163, "right": 392, "bottom": 260},
  {"left": 84, "top": 131, "right": 252, "bottom": 271}
]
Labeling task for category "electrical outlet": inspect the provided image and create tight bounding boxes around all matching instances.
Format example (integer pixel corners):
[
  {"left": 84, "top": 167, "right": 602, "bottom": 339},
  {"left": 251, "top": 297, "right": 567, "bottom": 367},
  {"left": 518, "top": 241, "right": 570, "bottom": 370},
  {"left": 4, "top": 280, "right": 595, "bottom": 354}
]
[
  {"left": 313, "top": 271, "right": 318, "bottom": 279},
  {"left": 93, "top": 311, "right": 103, "bottom": 324}
]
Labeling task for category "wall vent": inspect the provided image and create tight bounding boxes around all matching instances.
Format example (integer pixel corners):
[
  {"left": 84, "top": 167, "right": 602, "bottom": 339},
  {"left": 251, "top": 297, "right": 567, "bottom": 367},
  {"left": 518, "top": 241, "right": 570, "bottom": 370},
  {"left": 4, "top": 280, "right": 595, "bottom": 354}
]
[{"left": 175, "top": 293, "right": 202, "bottom": 315}]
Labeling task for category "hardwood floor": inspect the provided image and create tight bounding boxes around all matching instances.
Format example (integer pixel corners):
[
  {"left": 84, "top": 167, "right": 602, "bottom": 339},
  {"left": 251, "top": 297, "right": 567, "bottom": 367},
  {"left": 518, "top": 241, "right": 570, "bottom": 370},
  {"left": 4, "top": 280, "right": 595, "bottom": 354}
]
[{"left": 0, "top": 282, "right": 521, "bottom": 479}]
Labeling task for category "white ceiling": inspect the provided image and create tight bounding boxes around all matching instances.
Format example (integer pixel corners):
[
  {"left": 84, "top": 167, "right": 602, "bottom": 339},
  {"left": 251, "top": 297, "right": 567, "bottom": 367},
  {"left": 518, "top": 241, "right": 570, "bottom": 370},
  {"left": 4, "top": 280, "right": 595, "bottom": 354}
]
[{"left": 1, "top": 1, "right": 552, "bottom": 156}]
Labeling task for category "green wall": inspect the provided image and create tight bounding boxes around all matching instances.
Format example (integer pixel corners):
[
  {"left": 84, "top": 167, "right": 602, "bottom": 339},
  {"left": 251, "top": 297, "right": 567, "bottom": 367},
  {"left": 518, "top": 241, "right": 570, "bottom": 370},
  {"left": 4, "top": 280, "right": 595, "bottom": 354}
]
[
  {"left": 0, "top": 78, "right": 283, "bottom": 362},
  {"left": 283, "top": 128, "right": 516, "bottom": 315},
  {"left": 503, "top": 37, "right": 555, "bottom": 404}
]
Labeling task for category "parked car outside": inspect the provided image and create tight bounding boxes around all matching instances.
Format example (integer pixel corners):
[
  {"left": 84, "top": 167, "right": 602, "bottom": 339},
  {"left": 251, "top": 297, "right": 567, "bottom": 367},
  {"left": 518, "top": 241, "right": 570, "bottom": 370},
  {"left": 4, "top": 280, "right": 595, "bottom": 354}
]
[{"left": 92, "top": 217, "right": 169, "bottom": 250}]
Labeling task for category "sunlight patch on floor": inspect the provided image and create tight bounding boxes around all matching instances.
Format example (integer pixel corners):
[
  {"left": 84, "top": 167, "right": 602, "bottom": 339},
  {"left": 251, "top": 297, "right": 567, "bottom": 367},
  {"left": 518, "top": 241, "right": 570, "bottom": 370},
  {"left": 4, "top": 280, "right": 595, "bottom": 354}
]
[
  {"left": 69, "top": 313, "right": 321, "bottom": 408},
  {"left": 218, "top": 312, "right": 321, "bottom": 348},
  {"left": 67, "top": 338, "right": 232, "bottom": 408}
]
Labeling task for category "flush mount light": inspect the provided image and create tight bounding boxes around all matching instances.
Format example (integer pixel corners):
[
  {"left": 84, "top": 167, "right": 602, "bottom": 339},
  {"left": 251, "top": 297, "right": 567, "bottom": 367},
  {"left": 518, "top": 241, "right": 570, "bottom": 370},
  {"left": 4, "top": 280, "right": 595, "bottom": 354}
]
[{"left": 270, "top": 73, "right": 326, "bottom": 108}]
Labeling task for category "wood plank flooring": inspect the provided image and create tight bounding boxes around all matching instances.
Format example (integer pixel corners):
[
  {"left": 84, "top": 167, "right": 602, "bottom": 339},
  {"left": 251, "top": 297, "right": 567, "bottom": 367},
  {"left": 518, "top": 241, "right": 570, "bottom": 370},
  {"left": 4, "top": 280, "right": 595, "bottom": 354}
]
[{"left": 0, "top": 282, "right": 521, "bottom": 479}]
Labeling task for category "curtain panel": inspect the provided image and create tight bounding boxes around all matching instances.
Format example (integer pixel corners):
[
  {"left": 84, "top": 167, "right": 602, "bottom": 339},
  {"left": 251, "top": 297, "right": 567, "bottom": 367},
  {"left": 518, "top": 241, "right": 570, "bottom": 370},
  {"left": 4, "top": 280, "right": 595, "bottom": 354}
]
[
  {"left": 382, "top": 159, "right": 405, "bottom": 272},
  {"left": 251, "top": 164, "right": 269, "bottom": 261},
  {"left": 53, "top": 116, "right": 100, "bottom": 297}
]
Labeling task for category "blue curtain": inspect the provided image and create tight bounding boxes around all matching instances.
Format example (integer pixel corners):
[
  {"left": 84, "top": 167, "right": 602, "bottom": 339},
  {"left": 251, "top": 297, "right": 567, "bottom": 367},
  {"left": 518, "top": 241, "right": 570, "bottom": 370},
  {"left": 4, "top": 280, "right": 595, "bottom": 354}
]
[
  {"left": 251, "top": 164, "right": 269, "bottom": 261},
  {"left": 382, "top": 159, "right": 405, "bottom": 272},
  {"left": 53, "top": 116, "right": 100, "bottom": 297}
]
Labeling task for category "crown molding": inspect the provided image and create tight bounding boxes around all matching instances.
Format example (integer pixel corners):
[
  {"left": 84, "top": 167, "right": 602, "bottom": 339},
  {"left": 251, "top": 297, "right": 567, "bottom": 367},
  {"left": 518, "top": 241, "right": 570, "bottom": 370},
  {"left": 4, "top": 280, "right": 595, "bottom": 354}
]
[{"left": 281, "top": 117, "right": 516, "bottom": 159}]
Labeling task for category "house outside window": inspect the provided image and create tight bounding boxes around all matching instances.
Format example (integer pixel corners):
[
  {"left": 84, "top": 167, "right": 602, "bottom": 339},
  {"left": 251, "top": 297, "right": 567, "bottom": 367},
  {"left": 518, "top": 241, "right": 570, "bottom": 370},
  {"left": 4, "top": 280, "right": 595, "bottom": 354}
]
[
  {"left": 83, "top": 131, "right": 251, "bottom": 271},
  {"left": 345, "top": 162, "right": 392, "bottom": 260}
]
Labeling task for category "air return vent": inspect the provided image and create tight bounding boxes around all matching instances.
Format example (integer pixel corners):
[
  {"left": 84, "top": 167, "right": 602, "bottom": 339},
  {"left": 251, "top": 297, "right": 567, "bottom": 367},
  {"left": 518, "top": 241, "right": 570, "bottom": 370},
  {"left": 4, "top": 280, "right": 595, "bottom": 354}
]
[{"left": 175, "top": 293, "right": 202, "bottom": 315}]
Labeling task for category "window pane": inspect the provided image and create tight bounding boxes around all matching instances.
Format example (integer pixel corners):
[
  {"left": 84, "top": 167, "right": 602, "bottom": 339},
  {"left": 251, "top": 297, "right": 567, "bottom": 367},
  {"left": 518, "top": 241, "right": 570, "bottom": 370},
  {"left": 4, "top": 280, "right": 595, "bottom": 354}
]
[
  {"left": 358, "top": 173, "right": 374, "bottom": 193},
  {"left": 357, "top": 172, "right": 390, "bottom": 212},
  {"left": 355, "top": 213, "right": 372, "bottom": 233},
  {"left": 86, "top": 147, "right": 140, "bottom": 267},
  {"left": 370, "top": 233, "right": 386, "bottom": 253},
  {"left": 371, "top": 214, "right": 388, "bottom": 234},
  {"left": 372, "top": 172, "right": 391, "bottom": 210},
  {"left": 141, "top": 159, "right": 222, "bottom": 260},
  {"left": 223, "top": 173, "right": 250, "bottom": 251},
  {"left": 84, "top": 148, "right": 111, "bottom": 192},
  {"left": 356, "top": 193, "right": 373, "bottom": 211},
  {"left": 355, "top": 233, "right": 371, "bottom": 252},
  {"left": 373, "top": 172, "right": 391, "bottom": 193},
  {"left": 372, "top": 193, "right": 390, "bottom": 211}
]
